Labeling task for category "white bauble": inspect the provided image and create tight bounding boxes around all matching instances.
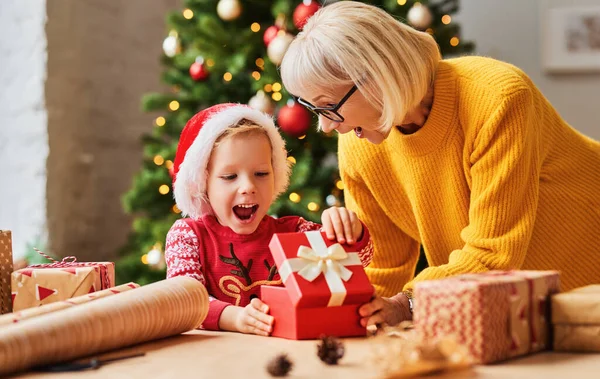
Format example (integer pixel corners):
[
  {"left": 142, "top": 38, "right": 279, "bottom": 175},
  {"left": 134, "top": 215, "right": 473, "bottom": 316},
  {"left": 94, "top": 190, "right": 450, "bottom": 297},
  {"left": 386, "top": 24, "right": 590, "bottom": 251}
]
[
  {"left": 217, "top": 0, "right": 242, "bottom": 21},
  {"left": 267, "top": 33, "right": 294, "bottom": 66},
  {"left": 162, "top": 34, "right": 180, "bottom": 57},
  {"left": 248, "top": 91, "right": 275, "bottom": 115},
  {"left": 407, "top": 4, "right": 433, "bottom": 30}
]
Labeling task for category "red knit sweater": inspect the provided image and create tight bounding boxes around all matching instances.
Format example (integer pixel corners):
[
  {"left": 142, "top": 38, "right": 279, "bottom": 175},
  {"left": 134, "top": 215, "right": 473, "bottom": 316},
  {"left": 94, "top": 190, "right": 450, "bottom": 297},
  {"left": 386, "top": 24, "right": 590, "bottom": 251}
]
[{"left": 165, "top": 214, "right": 373, "bottom": 330}]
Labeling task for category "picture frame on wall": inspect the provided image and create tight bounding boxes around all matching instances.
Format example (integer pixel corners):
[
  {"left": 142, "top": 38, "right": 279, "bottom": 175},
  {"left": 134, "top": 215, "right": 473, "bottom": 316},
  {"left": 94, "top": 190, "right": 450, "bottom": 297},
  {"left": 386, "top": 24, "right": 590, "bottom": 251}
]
[{"left": 541, "top": 3, "right": 600, "bottom": 73}]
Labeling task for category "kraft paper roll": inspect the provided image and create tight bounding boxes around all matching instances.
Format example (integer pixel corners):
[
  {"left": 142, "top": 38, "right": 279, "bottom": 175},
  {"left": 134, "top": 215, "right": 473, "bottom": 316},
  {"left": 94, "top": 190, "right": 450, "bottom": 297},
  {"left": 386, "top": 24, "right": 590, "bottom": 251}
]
[
  {"left": 0, "top": 282, "right": 140, "bottom": 327},
  {"left": 0, "top": 276, "right": 209, "bottom": 376}
]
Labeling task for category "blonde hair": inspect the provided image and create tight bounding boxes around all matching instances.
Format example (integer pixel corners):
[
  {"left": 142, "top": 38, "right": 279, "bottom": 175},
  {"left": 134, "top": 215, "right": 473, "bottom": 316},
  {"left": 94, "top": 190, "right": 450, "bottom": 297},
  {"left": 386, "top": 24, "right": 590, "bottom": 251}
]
[
  {"left": 280, "top": 1, "right": 441, "bottom": 134},
  {"left": 214, "top": 118, "right": 270, "bottom": 147}
]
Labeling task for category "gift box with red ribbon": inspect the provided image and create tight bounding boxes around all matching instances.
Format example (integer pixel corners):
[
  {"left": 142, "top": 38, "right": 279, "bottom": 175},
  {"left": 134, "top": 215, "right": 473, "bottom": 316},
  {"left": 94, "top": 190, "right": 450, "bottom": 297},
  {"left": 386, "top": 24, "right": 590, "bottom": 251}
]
[
  {"left": 414, "top": 270, "right": 560, "bottom": 364},
  {"left": 261, "top": 230, "right": 374, "bottom": 340},
  {"left": 11, "top": 250, "right": 115, "bottom": 312}
]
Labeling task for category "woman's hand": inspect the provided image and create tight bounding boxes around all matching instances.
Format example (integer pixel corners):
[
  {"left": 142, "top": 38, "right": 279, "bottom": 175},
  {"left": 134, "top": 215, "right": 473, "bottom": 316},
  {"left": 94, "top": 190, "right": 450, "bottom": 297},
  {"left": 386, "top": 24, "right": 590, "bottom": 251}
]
[
  {"left": 321, "top": 207, "right": 364, "bottom": 245},
  {"left": 358, "top": 293, "right": 412, "bottom": 328},
  {"left": 220, "top": 298, "right": 274, "bottom": 336}
]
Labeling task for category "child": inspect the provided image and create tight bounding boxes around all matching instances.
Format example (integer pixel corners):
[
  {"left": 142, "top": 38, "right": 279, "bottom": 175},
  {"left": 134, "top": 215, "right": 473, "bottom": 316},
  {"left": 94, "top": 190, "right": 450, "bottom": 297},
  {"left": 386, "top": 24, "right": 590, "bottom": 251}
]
[{"left": 165, "top": 103, "right": 373, "bottom": 336}]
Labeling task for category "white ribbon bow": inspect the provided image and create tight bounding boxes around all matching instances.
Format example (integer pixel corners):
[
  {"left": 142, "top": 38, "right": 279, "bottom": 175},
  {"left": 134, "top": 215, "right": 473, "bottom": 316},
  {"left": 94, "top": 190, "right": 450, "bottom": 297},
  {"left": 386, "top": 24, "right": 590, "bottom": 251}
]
[{"left": 278, "top": 231, "right": 362, "bottom": 307}]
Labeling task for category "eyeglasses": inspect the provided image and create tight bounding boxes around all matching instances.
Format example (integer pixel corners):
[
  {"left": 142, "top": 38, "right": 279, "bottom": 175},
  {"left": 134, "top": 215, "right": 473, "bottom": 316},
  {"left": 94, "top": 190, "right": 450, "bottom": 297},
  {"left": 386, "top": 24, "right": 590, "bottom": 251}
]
[{"left": 296, "top": 85, "right": 358, "bottom": 122}]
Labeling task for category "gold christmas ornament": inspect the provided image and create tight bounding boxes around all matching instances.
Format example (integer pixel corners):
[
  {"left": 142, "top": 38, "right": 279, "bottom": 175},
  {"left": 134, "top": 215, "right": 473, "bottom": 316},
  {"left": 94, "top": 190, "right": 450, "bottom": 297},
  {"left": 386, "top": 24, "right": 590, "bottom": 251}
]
[
  {"left": 267, "top": 33, "right": 294, "bottom": 66},
  {"left": 248, "top": 90, "right": 275, "bottom": 115},
  {"left": 217, "top": 0, "right": 242, "bottom": 21},
  {"left": 407, "top": 4, "right": 433, "bottom": 30}
]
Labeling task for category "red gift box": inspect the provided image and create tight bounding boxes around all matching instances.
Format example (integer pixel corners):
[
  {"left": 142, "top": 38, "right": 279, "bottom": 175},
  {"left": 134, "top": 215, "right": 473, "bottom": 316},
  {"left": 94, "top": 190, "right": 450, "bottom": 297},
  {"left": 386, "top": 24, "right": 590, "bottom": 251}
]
[
  {"left": 261, "top": 230, "right": 374, "bottom": 340},
  {"left": 414, "top": 270, "right": 560, "bottom": 364}
]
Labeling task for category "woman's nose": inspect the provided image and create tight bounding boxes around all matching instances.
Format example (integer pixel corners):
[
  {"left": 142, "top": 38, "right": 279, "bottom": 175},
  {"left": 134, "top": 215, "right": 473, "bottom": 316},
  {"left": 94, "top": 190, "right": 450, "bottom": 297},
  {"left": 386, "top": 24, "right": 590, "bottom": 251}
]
[{"left": 319, "top": 117, "right": 339, "bottom": 133}]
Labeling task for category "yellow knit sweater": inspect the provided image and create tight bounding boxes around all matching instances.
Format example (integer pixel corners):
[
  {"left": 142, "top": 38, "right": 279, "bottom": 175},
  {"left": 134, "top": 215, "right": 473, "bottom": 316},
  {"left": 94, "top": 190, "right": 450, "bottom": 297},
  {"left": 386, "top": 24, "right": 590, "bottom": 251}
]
[{"left": 339, "top": 56, "right": 600, "bottom": 295}]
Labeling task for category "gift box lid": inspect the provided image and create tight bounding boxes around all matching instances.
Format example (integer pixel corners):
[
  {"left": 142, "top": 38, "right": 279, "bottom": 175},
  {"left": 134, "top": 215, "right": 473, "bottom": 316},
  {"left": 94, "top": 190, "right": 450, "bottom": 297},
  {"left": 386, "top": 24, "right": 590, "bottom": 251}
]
[
  {"left": 552, "top": 285, "right": 600, "bottom": 325},
  {"left": 269, "top": 231, "right": 374, "bottom": 308}
]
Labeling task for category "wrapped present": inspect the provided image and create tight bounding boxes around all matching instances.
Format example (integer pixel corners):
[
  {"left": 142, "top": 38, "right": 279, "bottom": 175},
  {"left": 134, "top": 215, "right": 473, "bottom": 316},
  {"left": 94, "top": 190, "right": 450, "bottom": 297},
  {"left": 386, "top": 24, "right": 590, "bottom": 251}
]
[
  {"left": 0, "top": 230, "right": 13, "bottom": 314},
  {"left": 414, "top": 270, "right": 560, "bottom": 364},
  {"left": 552, "top": 284, "right": 600, "bottom": 352},
  {"left": 11, "top": 250, "right": 115, "bottom": 311},
  {"left": 261, "top": 230, "right": 374, "bottom": 340}
]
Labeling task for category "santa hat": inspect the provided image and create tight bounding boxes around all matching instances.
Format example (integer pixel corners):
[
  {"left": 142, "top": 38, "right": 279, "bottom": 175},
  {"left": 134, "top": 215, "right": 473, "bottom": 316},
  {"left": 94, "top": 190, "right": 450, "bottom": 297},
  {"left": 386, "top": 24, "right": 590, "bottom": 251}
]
[{"left": 173, "top": 103, "right": 290, "bottom": 219}]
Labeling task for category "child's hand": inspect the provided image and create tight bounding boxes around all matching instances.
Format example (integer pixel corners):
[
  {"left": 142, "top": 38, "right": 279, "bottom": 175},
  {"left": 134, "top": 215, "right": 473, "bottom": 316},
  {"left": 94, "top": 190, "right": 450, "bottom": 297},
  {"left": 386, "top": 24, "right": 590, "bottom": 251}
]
[
  {"left": 235, "top": 298, "right": 274, "bottom": 336},
  {"left": 321, "top": 207, "right": 363, "bottom": 245}
]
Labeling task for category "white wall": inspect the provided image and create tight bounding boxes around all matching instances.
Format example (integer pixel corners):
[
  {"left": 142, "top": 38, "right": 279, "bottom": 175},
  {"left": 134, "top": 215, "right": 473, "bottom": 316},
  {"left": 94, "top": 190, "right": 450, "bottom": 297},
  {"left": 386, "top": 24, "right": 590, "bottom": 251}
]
[
  {"left": 456, "top": 0, "right": 600, "bottom": 140},
  {"left": 0, "top": 0, "right": 48, "bottom": 259}
]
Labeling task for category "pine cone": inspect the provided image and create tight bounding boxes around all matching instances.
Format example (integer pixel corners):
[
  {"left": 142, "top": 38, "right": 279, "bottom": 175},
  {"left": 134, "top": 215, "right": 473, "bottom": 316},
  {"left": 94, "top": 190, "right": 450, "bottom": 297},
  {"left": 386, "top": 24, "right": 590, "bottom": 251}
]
[
  {"left": 317, "top": 335, "right": 345, "bottom": 365},
  {"left": 266, "top": 353, "right": 293, "bottom": 377}
]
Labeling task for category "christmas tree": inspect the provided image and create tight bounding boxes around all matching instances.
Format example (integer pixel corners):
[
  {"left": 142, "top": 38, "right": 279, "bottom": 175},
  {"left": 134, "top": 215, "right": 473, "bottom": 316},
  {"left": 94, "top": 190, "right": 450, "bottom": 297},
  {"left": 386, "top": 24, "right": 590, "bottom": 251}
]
[{"left": 118, "top": 0, "right": 474, "bottom": 285}]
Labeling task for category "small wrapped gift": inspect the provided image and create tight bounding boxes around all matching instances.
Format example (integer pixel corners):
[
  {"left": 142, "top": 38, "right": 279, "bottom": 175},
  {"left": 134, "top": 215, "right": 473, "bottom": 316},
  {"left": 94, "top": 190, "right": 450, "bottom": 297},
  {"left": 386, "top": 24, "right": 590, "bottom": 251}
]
[
  {"left": 552, "top": 284, "right": 600, "bottom": 352},
  {"left": 0, "top": 231, "right": 13, "bottom": 314},
  {"left": 11, "top": 250, "right": 115, "bottom": 311},
  {"left": 261, "top": 230, "right": 374, "bottom": 340},
  {"left": 414, "top": 270, "right": 560, "bottom": 364}
]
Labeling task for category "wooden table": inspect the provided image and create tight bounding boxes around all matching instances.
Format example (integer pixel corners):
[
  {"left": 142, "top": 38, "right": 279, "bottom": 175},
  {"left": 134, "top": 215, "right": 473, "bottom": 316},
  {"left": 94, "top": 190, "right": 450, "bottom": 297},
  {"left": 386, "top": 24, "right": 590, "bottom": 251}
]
[{"left": 13, "top": 330, "right": 600, "bottom": 379}]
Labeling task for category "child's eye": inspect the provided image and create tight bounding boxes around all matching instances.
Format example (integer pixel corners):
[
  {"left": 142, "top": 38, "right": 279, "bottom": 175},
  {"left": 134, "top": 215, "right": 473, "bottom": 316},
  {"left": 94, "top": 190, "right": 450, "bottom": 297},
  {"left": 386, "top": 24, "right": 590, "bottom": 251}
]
[
  {"left": 255, "top": 172, "right": 270, "bottom": 177},
  {"left": 220, "top": 174, "right": 237, "bottom": 180}
]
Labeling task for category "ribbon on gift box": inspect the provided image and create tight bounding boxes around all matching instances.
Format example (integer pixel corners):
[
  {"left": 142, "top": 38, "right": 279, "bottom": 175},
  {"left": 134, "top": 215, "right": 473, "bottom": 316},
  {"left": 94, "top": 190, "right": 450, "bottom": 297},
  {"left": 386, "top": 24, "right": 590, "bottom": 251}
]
[
  {"left": 29, "top": 248, "right": 113, "bottom": 290},
  {"left": 278, "top": 231, "right": 362, "bottom": 307}
]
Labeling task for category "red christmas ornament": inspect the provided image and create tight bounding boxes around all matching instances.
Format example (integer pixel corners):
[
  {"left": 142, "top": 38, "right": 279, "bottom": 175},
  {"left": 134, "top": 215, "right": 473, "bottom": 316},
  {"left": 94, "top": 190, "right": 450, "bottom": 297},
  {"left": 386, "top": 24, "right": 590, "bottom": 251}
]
[
  {"left": 263, "top": 25, "right": 280, "bottom": 47},
  {"left": 293, "top": 0, "right": 321, "bottom": 31},
  {"left": 189, "top": 62, "right": 209, "bottom": 81},
  {"left": 277, "top": 101, "right": 312, "bottom": 137}
]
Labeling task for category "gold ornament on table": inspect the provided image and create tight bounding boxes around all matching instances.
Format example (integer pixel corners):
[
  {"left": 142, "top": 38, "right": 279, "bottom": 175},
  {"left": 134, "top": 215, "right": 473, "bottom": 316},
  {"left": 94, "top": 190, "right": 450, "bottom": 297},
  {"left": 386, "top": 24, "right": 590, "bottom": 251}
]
[
  {"left": 369, "top": 322, "right": 473, "bottom": 378},
  {"left": 407, "top": 4, "right": 433, "bottom": 30},
  {"left": 267, "top": 32, "right": 294, "bottom": 66},
  {"left": 248, "top": 90, "right": 275, "bottom": 115},
  {"left": 217, "top": 0, "right": 242, "bottom": 21}
]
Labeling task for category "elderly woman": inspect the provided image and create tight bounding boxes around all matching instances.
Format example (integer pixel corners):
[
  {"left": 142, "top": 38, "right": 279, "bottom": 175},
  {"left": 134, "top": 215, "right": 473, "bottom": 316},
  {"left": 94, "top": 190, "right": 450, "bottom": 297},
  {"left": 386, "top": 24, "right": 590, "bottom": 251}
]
[{"left": 280, "top": 1, "right": 600, "bottom": 328}]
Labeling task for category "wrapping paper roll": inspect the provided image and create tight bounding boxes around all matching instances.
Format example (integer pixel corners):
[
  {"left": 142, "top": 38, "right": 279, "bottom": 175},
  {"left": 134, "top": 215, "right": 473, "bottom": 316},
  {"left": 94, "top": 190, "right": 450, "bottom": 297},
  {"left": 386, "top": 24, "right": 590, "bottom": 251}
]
[
  {"left": 0, "top": 276, "right": 209, "bottom": 376},
  {"left": 0, "top": 282, "right": 140, "bottom": 327}
]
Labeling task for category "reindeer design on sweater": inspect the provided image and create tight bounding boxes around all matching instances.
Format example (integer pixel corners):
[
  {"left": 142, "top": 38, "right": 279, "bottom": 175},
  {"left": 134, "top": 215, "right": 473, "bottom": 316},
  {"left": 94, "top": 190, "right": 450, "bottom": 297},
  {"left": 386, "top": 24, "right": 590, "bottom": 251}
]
[{"left": 217, "top": 243, "right": 282, "bottom": 305}]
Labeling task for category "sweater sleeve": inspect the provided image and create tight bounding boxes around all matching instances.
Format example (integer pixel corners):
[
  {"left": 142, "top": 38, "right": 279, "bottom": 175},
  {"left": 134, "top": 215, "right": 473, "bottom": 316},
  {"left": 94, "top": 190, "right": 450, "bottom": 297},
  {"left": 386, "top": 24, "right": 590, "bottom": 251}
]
[
  {"left": 406, "top": 89, "right": 540, "bottom": 290},
  {"left": 295, "top": 217, "right": 374, "bottom": 267},
  {"left": 165, "top": 219, "right": 231, "bottom": 330},
  {"left": 340, "top": 166, "right": 420, "bottom": 297}
]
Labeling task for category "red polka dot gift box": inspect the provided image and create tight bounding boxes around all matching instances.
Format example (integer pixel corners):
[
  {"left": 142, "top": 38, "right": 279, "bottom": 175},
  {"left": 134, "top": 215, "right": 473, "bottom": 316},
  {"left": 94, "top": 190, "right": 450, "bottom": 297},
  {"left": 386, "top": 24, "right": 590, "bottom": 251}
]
[{"left": 414, "top": 270, "right": 560, "bottom": 364}]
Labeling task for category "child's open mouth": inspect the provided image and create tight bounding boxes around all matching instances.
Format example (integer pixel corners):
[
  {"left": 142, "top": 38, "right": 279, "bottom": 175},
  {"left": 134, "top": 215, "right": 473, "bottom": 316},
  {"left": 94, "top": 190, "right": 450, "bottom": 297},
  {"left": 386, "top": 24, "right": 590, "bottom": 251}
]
[{"left": 233, "top": 204, "right": 258, "bottom": 223}]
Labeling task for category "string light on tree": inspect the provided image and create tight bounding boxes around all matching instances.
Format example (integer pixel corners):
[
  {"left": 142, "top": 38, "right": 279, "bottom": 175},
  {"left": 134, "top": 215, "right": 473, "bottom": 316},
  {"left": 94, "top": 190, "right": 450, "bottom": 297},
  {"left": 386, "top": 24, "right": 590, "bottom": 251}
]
[
  {"left": 217, "top": 0, "right": 242, "bottom": 21},
  {"left": 293, "top": 0, "right": 321, "bottom": 30},
  {"left": 155, "top": 117, "right": 165, "bottom": 127},
  {"left": 307, "top": 202, "right": 320, "bottom": 212},
  {"left": 267, "top": 32, "right": 294, "bottom": 66},
  {"left": 251, "top": 22, "right": 261, "bottom": 32},
  {"left": 153, "top": 155, "right": 165, "bottom": 166},
  {"left": 169, "top": 101, "right": 180, "bottom": 111},
  {"left": 159, "top": 184, "right": 170, "bottom": 195},
  {"left": 183, "top": 9, "right": 194, "bottom": 20},
  {"left": 189, "top": 56, "right": 209, "bottom": 81},
  {"left": 162, "top": 31, "right": 181, "bottom": 57},
  {"left": 277, "top": 99, "right": 312, "bottom": 137},
  {"left": 450, "top": 37, "right": 460, "bottom": 47},
  {"left": 289, "top": 192, "right": 301, "bottom": 203},
  {"left": 407, "top": 3, "right": 433, "bottom": 30}
]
